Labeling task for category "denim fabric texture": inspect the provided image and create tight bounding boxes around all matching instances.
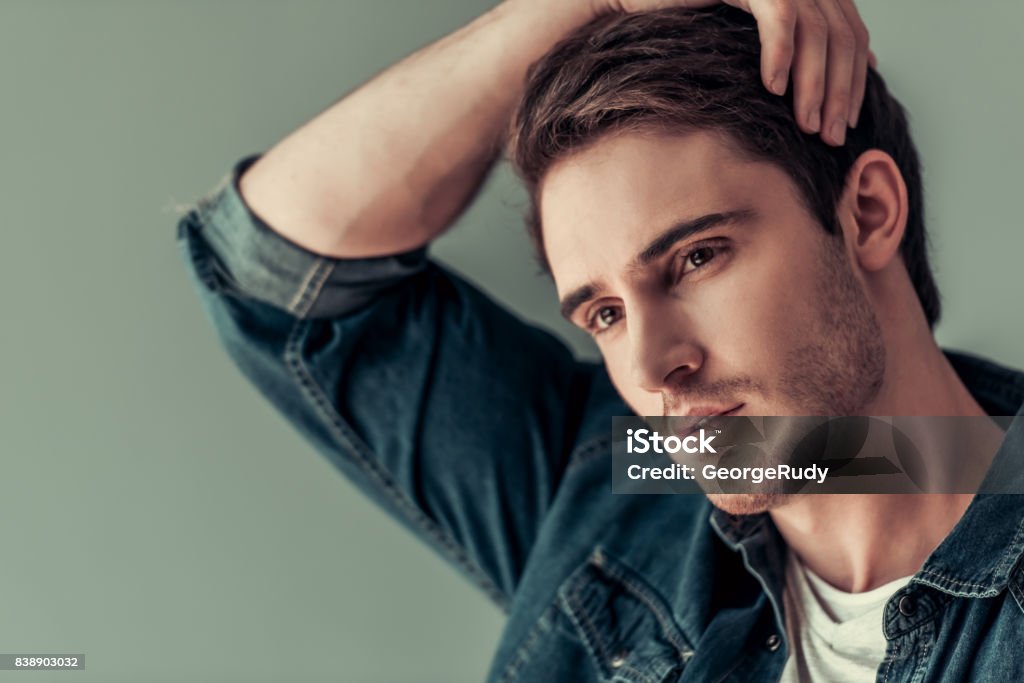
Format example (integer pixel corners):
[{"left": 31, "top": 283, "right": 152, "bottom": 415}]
[{"left": 177, "top": 155, "right": 1024, "bottom": 682}]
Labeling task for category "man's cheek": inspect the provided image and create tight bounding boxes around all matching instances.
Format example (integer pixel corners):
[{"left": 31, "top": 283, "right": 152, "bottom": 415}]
[{"left": 741, "top": 265, "right": 818, "bottom": 343}]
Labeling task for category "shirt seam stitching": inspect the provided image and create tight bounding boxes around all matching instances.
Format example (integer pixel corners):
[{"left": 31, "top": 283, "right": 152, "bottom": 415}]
[
  {"left": 287, "top": 258, "right": 333, "bottom": 317},
  {"left": 496, "top": 603, "right": 557, "bottom": 683},
  {"left": 914, "top": 512, "right": 1024, "bottom": 596}
]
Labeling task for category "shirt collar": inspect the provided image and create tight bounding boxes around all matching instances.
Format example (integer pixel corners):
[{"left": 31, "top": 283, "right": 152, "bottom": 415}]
[
  {"left": 915, "top": 350, "right": 1024, "bottom": 597},
  {"left": 709, "top": 349, "right": 1024, "bottom": 599}
]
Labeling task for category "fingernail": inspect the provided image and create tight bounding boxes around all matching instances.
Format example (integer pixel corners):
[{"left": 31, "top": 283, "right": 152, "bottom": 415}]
[
  {"left": 807, "top": 109, "right": 821, "bottom": 133},
  {"left": 769, "top": 71, "right": 787, "bottom": 95},
  {"left": 830, "top": 119, "right": 847, "bottom": 145}
]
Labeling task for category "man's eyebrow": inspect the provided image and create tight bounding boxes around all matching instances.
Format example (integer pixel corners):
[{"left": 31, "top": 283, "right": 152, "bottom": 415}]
[{"left": 558, "top": 208, "right": 756, "bottom": 322}]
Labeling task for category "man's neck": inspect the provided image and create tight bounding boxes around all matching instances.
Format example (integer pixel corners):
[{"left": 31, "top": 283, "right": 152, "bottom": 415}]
[
  {"left": 770, "top": 493, "right": 975, "bottom": 592},
  {"left": 769, "top": 339, "right": 994, "bottom": 593}
]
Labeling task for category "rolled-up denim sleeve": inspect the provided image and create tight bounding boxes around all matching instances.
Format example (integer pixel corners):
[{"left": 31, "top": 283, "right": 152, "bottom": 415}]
[{"left": 176, "top": 155, "right": 594, "bottom": 610}]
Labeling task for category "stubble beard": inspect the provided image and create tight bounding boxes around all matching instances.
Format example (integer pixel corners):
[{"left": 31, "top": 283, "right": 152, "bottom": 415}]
[{"left": 707, "top": 235, "right": 887, "bottom": 516}]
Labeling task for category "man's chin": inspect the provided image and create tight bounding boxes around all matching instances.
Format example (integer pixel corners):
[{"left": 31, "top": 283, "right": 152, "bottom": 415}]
[{"left": 706, "top": 492, "right": 793, "bottom": 516}]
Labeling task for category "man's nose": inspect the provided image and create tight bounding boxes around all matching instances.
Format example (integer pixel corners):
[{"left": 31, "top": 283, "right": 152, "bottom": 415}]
[{"left": 627, "top": 299, "right": 704, "bottom": 394}]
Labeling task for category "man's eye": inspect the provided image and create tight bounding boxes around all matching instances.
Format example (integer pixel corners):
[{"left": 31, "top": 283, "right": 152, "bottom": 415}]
[
  {"left": 589, "top": 305, "right": 622, "bottom": 333},
  {"left": 582, "top": 242, "right": 726, "bottom": 334},
  {"left": 683, "top": 245, "right": 717, "bottom": 273}
]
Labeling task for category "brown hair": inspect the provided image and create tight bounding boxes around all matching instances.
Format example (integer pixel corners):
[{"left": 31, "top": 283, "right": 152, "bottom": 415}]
[{"left": 508, "top": 6, "right": 941, "bottom": 328}]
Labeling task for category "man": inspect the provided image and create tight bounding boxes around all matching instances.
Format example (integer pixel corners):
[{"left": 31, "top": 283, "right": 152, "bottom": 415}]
[{"left": 176, "top": 1, "right": 1024, "bottom": 681}]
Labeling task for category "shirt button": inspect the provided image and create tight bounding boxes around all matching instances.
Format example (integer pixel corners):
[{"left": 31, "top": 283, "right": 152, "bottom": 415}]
[
  {"left": 766, "top": 634, "right": 781, "bottom": 652},
  {"left": 898, "top": 595, "right": 916, "bottom": 616},
  {"left": 609, "top": 650, "right": 628, "bottom": 669}
]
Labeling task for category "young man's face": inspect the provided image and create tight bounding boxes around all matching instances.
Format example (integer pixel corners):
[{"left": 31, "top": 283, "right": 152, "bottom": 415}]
[{"left": 540, "top": 130, "right": 888, "bottom": 510}]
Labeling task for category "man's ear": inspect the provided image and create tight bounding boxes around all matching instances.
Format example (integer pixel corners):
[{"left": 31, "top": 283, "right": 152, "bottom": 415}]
[{"left": 839, "top": 150, "right": 909, "bottom": 272}]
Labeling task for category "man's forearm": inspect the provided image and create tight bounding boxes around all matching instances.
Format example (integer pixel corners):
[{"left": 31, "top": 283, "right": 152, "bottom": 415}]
[{"left": 238, "top": 0, "right": 596, "bottom": 260}]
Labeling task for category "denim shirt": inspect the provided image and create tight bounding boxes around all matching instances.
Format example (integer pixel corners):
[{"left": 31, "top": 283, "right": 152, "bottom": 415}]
[{"left": 177, "top": 155, "right": 1024, "bottom": 683}]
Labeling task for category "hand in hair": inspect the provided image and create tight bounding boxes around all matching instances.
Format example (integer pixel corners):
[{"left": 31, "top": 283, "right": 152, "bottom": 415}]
[{"left": 588, "top": 0, "right": 874, "bottom": 146}]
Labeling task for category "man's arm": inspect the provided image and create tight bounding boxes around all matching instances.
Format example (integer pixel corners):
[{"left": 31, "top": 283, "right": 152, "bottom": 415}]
[
  {"left": 237, "top": 0, "right": 871, "bottom": 261},
  {"left": 237, "top": 0, "right": 591, "bottom": 259}
]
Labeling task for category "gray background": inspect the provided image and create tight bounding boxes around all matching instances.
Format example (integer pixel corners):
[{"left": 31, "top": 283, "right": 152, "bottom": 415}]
[{"left": 0, "top": 1, "right": 1020, "bottom": 681}]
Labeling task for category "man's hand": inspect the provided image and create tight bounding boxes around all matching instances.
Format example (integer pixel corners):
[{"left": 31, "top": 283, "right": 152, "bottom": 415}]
[{"left": 591, "top": 0, "right": 873, "bottom": 145}]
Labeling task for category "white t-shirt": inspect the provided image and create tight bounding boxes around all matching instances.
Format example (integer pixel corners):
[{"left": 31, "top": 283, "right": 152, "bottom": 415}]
[{"left": 779, "top": 549, "right": 913, "bottom": 682}]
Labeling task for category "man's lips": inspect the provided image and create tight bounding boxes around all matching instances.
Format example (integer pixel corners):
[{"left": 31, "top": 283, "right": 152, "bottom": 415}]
[{"left": 666, "top": 404, "right": 744, "bottom": 439}]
